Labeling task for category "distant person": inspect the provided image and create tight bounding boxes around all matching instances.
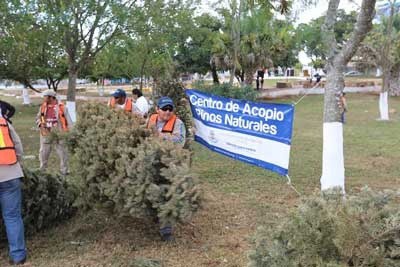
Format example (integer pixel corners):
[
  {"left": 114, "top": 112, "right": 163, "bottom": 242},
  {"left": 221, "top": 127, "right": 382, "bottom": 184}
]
[
  {"left": 256, "top": 68, "right": 265, "bottom": 90},
  {"left": 0, "top": 100, "right": 16, "bottom": 123},
  {"left": 108, "top": 89, "right": 133, "bottom": 113},
  {"left": 314, "top": 73, "right": 322, "bottom": 84},
  {"left": 0, "top": 113, "right": 27, "bottom": 265},
  {"left": 339, "top": 92, "right": 347, "bottom": 123},
  {"left": 131, "top": 88, "right": 149, "bottom": 117},
  {"left": 36, "top": 90, "right": 72, "bottom": 176}
]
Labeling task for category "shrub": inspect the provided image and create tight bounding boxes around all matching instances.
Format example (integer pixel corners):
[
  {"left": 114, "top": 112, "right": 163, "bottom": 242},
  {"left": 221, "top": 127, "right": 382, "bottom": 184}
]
[
  {"left": 67, "top": 103, "right": 201, "bottom": 229},
  {"left": 248, "top": 188, "right": 400, "bottom": 267}
]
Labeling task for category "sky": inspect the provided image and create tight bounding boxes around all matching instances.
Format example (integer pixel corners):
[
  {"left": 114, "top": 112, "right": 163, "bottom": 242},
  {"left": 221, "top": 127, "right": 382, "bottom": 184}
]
[
  {"left": 198, "top": 0, "right": 364, "bottom": 23},
  {"left": 296, "top": 0, "right": 362, "bottom": 24}
]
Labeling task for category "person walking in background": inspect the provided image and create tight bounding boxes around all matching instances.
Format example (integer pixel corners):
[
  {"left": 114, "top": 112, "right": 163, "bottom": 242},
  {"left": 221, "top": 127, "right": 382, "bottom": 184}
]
[
  {"left": 314, "top": 73, "right": 322, "bottom": 84},
  {"left": 339, "top": 92, "right": 347, "bottom": 123},
  {"left": 256, "top": 67, "right": 265, "bottom": 90},
  {"left": 0, "top": 114, "right": 27, "bottom": 265},
  {"left": 36, "top": 90, "right": 72, "bottom": 176},
  {"left": 131, "top": 88, "right": 149, "bottom": 117}
]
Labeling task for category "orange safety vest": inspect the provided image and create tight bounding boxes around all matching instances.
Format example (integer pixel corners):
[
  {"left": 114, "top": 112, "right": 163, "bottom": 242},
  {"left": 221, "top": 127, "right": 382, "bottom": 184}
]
[
  {"left": 147, "top": 114, "right": 177, "bottom": 133},
  {"left": 40, "top": 102, "right": 68, "bottom": 132},
  {"left": 0, "top": 117, "right": 17, "bottom": 165},
  {"left": 109, "top": 98, "right": 133, "bottom": 112}
]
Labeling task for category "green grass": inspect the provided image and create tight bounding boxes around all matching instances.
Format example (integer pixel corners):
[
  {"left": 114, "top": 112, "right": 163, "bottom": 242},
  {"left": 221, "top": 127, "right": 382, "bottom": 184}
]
[{"left": 0, "top": 93, "right": 399, "bottom": 266}]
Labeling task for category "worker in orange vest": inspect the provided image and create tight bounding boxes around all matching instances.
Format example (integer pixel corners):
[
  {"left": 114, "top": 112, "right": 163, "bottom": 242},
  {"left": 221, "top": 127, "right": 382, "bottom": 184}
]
[
  {"left": 0, "top": 114, "right": 27, "bottom": 265},
  {"left": 146, "top": 96, "right": 186, "bottom": 242},
  {"left": 108, "top": 89, "right": 133, "bottom": 113},
  {"left": 147, "top": 96, "right": 186, "bottom": 147},
  {"left": 36, "top": 90, "right": 72, "bottom": 176}
]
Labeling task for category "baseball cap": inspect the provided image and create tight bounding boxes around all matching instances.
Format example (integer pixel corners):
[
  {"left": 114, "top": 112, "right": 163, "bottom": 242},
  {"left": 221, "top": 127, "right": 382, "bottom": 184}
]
[
  {"left": 42, "top": 89, "right": 56, "bottom": 97},
  {"left": 157, "top": 97, "right": 174, "bottom": 109},
  {"left": 111, "top": 88, "right": 126, "bottom": 98}
]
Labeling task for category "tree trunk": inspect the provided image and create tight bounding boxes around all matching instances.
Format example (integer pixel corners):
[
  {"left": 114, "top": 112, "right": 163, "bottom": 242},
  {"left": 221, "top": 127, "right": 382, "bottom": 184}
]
[
  {"left": 229, "top": 0, "right": 241, "bottom": 86},
  {"left": 67, "top": 67, "right": 77, "bottom": 101},
  {"left": 67, "top": 66, "right": 78, "bottom": 123},
  {"left": 389, "top": 64, "right": 400, "bottom": 96},
  {"left": 98, "top": 77, "right": 105, "bottom": 96},
  {"left": 22, "top": 80, "right": 40, "bottom": 93},
  {"left": 46, "top": 79, "right": 52, "bottom": 89},
  {"left": 378, "top": 1, "right": 395, "bottom": 119},
  {"left": 235, "top": 69, "right": 245, "bottom": 86},
  {"left": 152, "top": 78, "right": 159, "bottom": 98},
  {"left": 47, "top": 78, "right": 60, "bottom": 91},
  {"left": 54, "top": 79, "right": 61, "bottom": 91},
  {"left": 379, "top": 67, "right": 390, "bottom": 120},
  {"left": 244, "top": 67, "right": 256, "bottom": 86},
  {"left": 230, "top": 66, "right": 236, "bottom": 85},
  {"left": 139, "top": 53, "right": 149, "bottom": 90},
  {"left": 22, "top": 87, "right": 31, "bottom": 105},
  {"left": 321, "top": 66, "right": 346, "bottom": 191}
]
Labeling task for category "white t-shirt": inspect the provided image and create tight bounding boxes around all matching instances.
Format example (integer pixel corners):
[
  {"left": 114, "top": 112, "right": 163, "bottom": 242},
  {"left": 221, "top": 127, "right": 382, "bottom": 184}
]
[{"left": 134, "top": 96, "right": 149, "bottom": 115}]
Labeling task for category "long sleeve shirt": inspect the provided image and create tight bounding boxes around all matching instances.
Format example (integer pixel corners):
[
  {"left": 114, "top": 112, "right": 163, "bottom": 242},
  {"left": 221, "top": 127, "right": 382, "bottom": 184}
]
[{"left": 156, "top": 118, "right": 186, "bottom": 146}]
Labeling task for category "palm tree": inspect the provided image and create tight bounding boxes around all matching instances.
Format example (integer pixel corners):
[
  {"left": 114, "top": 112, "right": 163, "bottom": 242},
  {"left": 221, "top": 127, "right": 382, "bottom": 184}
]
[{"left": 210, "top": 1, "right": 293, "bottom": 86}]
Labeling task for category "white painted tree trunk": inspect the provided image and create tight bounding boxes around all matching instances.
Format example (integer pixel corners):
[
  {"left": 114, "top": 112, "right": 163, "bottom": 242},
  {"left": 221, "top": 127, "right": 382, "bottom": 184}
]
[
  {"left": 379, "top": 91, "right": 389, "bottom": 120},
  {"left": 67, "top": 66, "right": 78, "bottom": 123},
  {"left": 66, "top": 101, "right": 77, "bottom": 123},
  {"left": 320, "top": 122, "right": 345, "bottom": 191},
  {"left": 321, "top": 68, "right": 346, "bottom": 192},
  {"left": 22, "top": 88, "right": 31, "bottom": 105}
]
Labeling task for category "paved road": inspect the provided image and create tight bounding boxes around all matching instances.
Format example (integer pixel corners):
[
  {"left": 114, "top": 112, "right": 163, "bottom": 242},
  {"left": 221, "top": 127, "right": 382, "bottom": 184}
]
[
  {"left": 1, "top": 85, "right": 381, "bottom": 101},
  {"left": 259, "top": 86, "right": 380, "bottom": 98}
]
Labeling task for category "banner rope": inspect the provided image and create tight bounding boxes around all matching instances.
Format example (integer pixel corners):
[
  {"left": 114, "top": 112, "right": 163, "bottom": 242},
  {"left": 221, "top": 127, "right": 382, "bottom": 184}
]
[
  {"left": 286, "top": 81, "right": 322, "bottom": 194},
  {"left": 292, "top": 81, "right": 321, "bottom": 106},
  {"left": 285, "top": 175, "right": 301, "bottom": 196}
]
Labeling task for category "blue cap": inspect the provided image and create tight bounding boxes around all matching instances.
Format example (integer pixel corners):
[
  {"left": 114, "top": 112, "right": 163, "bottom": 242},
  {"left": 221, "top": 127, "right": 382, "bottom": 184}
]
[
  {"left": 111, "top": 88, "right": 126, "bottom": 98},
  {"left": 157, "top": 96, "right": 174, "bottom": 109}
]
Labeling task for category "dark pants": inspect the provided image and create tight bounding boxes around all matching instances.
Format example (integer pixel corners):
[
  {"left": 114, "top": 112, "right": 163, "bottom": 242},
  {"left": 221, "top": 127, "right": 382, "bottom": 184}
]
[{"left": 256, "top": 72, "right": 264, "bottom": 90}]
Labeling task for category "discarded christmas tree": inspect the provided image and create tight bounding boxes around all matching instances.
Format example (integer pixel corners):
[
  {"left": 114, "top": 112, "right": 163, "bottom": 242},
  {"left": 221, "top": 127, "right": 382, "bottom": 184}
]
[
  {"left": 0, "top": 168, "right": 77, "bottom": 236},
  {"left": 67, "top": 103, "right": 201, "bottom": 230},
  {"left": 248, "top": 187, "right": 400, "bottom": 267}
]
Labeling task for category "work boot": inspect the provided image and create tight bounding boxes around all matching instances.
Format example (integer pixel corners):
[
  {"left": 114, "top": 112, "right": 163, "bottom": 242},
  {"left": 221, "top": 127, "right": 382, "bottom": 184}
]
[
  {"left": 159, "top": 225, "right": 174, "bottom": 242},
  {"left": 161, "top": 232, "right": 175, "bottom": 242}
]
